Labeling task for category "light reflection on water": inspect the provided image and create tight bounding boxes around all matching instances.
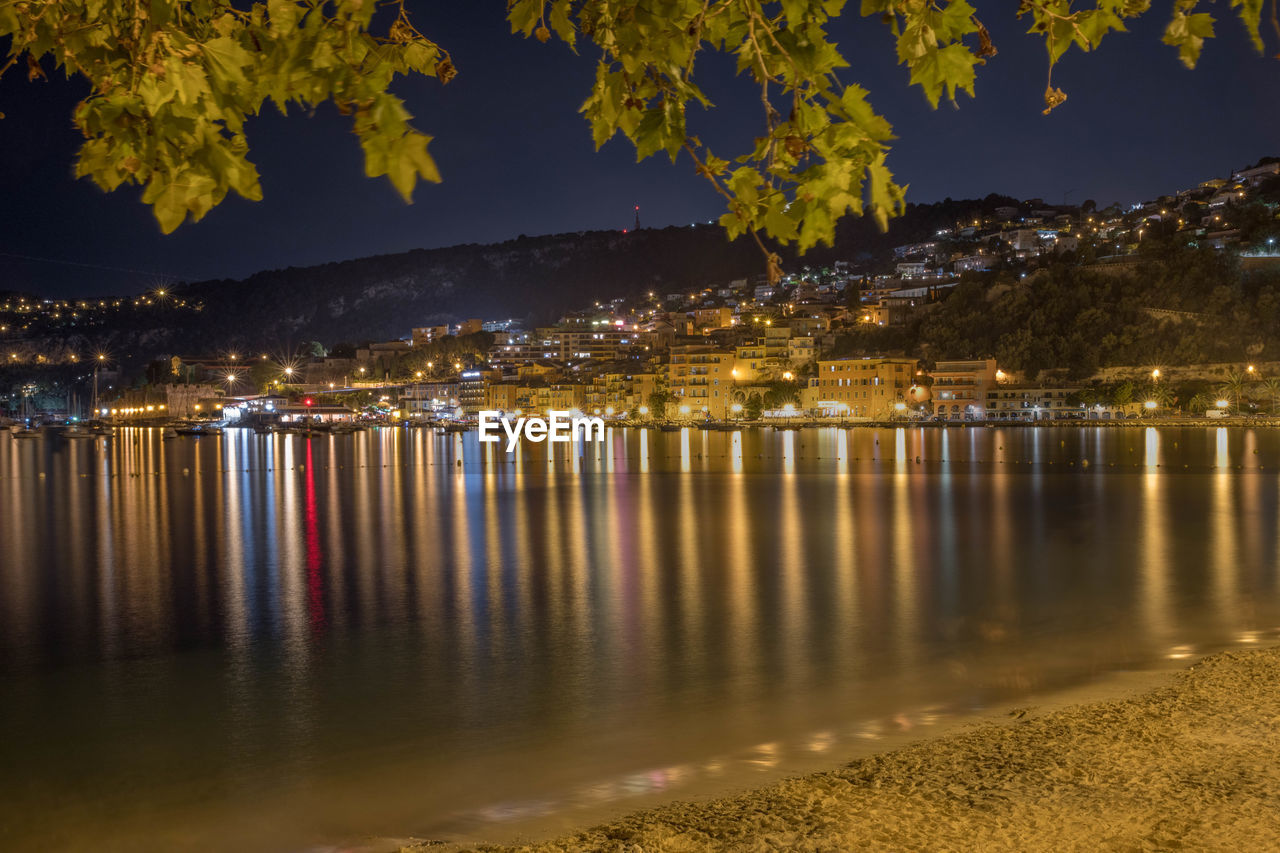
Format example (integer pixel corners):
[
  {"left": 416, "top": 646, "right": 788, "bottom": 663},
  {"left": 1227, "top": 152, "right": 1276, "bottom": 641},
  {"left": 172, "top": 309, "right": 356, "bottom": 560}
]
[{"left": 2, "top": 425, "right": 1280, "bottom": 851}]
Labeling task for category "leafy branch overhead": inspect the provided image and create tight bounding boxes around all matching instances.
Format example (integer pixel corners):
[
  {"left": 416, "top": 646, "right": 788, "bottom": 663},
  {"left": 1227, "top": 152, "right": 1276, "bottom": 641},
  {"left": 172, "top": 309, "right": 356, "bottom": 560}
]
[
  {"left": 1, "top": 2, "right": 1274, "bottom": 255},
  {"left": 0, "top": 0, "right": 450, "bottom": 233}
]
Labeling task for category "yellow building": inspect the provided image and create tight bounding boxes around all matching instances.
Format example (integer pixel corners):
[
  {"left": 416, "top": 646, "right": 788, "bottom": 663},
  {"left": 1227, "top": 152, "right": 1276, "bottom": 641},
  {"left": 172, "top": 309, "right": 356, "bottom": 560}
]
[
  {"left": 485, "top": 382, "right": 519, "bottom": 412},
  {"left": 592, "top": 372, "right": 659, "bottom": 416},
  {"left": 667, "top": 346, "right": 737, "bottom": 419},
  {"left": 689, "top": 306, "right": 734, "bottom": 330},
  {"left": 803, "top": 356, "right": 918, "bottom": 418},
  {"left": 518, "top": 383, "right": 585, "bottom": 413}
]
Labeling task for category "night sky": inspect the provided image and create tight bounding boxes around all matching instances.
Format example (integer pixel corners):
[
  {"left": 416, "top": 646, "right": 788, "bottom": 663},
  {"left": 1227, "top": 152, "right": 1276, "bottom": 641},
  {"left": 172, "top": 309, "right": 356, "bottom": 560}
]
[{"left": 2, "top": 3, "right": 1277, "bottom": 297}]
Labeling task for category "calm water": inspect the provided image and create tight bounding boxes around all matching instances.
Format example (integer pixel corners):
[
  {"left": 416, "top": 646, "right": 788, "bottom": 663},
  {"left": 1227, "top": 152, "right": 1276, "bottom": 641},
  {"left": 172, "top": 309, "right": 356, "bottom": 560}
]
[{"left": 2, "top": 425, "right": 1280, "bottom": 851}]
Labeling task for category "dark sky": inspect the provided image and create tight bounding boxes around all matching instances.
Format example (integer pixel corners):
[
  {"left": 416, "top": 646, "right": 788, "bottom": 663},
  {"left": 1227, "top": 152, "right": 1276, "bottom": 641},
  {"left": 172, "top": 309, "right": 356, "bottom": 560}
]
[{"left": 2, "top": 4, "right": 1278, "bottom": 297}]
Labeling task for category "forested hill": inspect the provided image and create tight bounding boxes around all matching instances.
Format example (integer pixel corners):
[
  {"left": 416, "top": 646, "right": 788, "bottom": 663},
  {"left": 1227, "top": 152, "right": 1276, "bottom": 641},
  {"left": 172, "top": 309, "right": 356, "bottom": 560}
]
[
  {"left": 177, "top": 225, "right": 766, "bottom": 348},
  {"left": 164, "top": 196, "right": 1011, "bottom": 350},
  {"left": 11, "top": 193, "right": 1019, "bottom": 357}
]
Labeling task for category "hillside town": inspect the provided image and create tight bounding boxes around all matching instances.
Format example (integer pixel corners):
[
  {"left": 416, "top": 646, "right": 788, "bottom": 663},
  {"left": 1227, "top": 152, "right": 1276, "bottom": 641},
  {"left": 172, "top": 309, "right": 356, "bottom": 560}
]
[{"left": 5, "top": 158, "right": 1280, "bottom": 427}]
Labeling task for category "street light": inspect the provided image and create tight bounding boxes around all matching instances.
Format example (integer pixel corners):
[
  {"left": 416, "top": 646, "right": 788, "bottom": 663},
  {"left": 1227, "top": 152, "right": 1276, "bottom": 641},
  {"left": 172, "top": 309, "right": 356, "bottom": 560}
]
[{"left": 1151, "top": 368, "right": 1160, "bottom": 381}]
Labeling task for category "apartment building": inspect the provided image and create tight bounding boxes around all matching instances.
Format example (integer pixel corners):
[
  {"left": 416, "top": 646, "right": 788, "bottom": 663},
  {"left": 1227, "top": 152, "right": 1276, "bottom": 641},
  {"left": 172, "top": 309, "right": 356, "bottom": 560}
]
[
  {"left": 667, "top": 346, "right": 737, "bottom": 419},
  {"left": 803, "top": 356, "right": 918, "bottom": 418},
  {"left": 930, "top": 359, "right": 1000, "bottom": 420}
]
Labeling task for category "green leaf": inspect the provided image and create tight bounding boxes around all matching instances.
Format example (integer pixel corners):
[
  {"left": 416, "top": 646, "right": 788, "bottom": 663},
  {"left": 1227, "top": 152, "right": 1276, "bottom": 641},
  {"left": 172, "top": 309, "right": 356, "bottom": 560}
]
[
  {"left": 909, "top": 44, "right": 980, "bottom": 107},
  {"left": 201, "top": 36, "right": 252, "bottom": 89}
]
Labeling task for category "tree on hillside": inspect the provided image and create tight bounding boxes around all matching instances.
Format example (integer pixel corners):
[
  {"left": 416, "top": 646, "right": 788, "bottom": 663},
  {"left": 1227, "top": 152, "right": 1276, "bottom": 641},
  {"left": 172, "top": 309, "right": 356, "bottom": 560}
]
[{"left": 1, "top": 1, "right": 1273, "bottom": 274}]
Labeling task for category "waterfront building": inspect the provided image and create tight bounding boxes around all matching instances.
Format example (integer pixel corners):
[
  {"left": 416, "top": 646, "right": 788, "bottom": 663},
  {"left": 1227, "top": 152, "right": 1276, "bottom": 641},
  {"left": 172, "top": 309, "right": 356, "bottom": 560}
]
[
  {"left": 802, "top": 356, "right": 918, "bottom": 419},
  {"left": 400, "top": 381, "right": 459, "bottom": 416},
  {"left": 930, "top": 359, "right": 1000, "bottom": 420},
  {"left": 667, "top": 345, "right": 737, "bottom": 419},
  {"left": 986, "top": 384, "right": 1083, "bottom": 420}
]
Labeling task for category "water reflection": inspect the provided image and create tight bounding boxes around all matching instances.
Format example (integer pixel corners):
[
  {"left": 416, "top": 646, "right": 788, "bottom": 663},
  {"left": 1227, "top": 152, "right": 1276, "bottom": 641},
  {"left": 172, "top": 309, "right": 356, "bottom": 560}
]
[{"left": 2, "top": 426, "right": 1280, "bottom": 851}]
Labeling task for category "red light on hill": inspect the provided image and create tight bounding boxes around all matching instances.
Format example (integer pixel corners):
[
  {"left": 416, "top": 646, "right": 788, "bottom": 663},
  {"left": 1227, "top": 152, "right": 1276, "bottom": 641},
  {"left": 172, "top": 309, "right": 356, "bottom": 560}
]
[{"left": 304, "top": 398, "right": 313, "bottom": 407}]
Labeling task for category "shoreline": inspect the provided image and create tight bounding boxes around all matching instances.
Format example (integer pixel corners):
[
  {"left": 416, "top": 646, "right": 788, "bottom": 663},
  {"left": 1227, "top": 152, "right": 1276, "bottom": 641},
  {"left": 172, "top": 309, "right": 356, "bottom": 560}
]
[{"left": 399, "top": 646, "right": 1280, "bottom": 852}]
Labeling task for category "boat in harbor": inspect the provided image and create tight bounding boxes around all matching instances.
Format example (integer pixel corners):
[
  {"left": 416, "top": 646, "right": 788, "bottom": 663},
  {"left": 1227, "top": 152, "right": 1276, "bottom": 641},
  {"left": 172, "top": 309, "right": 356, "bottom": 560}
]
[{"left": 173, "top": 424, "right": 222, "bottom": 436}]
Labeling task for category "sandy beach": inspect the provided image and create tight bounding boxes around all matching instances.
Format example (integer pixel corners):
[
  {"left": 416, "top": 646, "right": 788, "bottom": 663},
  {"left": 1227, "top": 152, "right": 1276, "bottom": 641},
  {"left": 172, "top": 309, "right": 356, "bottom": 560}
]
[{"left": 412, "top": 647, "right": 1280, "bottom": 852}]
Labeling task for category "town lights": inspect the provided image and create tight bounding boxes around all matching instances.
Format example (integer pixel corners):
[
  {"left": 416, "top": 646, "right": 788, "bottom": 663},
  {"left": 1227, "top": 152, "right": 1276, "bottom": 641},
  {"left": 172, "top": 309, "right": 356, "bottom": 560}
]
[
  {"left": 894, "top": 402, "right": 907, "bottom": 411},
  {"left": 730, "top": 403, "right": 743, "bottom": 414},
  {"left": 678, "top": 405, "right": 691, "bottom": 415},
  {"left": 1151, "top": 368, "right": 1160, "bottom": 380},
  {"left": 1216, "top": 400, "right": 1230, "bottom": 408},
  {"left": 1144, "top": 400, "right": 1158, "bottom": 410},
  {"left": 638, "top": 406, "right": 649, "bottom": 416},
  {"left": 783, "top": 371, "right": 794, "bottom": 381}
]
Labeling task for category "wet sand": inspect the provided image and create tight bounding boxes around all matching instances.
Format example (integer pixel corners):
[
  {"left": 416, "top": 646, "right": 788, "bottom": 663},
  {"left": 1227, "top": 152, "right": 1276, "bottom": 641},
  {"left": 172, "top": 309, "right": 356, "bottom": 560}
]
[{"left": 416, "top": 647, "right": 1280, "bottom": 852}]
